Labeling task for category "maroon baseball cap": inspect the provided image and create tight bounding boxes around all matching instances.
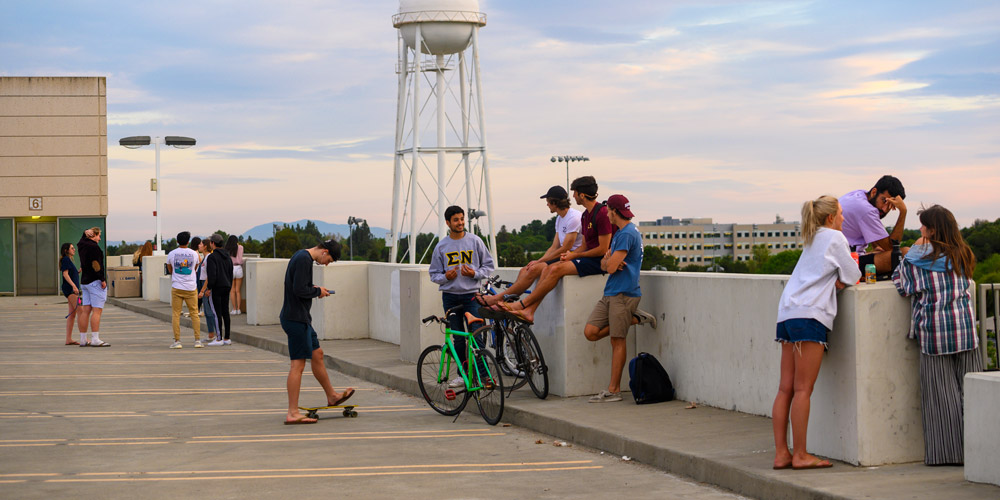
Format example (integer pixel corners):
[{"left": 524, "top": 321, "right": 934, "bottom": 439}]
[{"left": 606, "top": 194, "right": 634, "bottom": 219}]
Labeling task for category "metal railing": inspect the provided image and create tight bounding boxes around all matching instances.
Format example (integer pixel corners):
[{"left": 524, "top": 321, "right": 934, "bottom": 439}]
[
  {"left": 392, "top": 11, "right": 486, "bottom": 27},
  {"left": 979, "top": 283, "right": 999, "bottom": 370}
]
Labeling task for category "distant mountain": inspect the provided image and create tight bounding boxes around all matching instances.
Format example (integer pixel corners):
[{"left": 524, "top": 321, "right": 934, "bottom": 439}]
[{"left": 241, "top": 219, "right": 389, "bottom": 241}]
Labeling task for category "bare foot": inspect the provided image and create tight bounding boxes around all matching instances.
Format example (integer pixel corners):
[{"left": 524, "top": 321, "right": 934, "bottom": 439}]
[
  {"left": 483, "top": 294, "right": 503, "bottom": 306},
  {"left": 773, "top": 449, "right": 793, "bottom": 469}
]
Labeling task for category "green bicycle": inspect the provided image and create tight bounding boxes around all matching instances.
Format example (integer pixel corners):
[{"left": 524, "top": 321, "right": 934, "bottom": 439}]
[{"left": 417, "top": 310, "right": 504, "bottom": 425}]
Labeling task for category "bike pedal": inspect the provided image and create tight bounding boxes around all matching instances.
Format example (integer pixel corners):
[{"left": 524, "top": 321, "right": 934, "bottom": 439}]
[{"left": 444, "top": 389, "right": 456, "bottom": 401}]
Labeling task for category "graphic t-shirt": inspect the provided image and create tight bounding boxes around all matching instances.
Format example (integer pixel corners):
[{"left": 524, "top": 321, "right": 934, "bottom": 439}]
[
  {"left": 167, "top": 247, "right": 199, "bottom": 291},
  {"left": 580, "top": 204, "right": 616, "bottom": 252},
  {"left": 556, "top": 208, "right": 584, "bottom": 251}
]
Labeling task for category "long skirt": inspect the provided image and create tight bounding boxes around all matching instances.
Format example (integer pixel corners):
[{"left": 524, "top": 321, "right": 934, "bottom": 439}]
[{"left": 919, "top": 348, "right": 983, "bottom": 465}]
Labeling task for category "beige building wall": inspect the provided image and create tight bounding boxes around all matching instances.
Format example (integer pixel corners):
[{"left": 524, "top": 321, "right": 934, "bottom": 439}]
[{"left": 0, "top": 77, "right": 108, "bottom": 216}]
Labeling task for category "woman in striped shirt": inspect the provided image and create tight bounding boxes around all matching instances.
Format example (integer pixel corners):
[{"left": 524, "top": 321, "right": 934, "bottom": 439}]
[{"left": 892, "top": 204, "right": 981, "bottom": 466}]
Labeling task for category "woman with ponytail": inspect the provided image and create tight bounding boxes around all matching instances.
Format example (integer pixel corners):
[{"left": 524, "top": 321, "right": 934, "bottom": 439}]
[
  {"left": 772, "top": 195, "right": 861, "bottom": 470},
  {"left": 892, "top": 204, "right": 980, "bottom": 465}
]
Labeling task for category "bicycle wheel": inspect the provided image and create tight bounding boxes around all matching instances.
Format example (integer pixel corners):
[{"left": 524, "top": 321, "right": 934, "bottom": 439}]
[
  {"left": 417, "top": 345, "right": 469, "bottom": 416},
  {"left": 473, "top": 349, "right": 504, "bottom": 425},
  {"left": 517, "top": 325, "right": 549, "bottom": 399},
  {"left": 491, "top": 323, "right": 527, "bottom": 389}
]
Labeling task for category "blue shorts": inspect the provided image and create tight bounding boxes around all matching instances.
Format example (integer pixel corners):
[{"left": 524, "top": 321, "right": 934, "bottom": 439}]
[
  {"left": 775, "top": 318, "right": 828, "bottom": 346},
  {"left": 571, "top": 256, "right": 606, "bottom": 277},
  {"left": 80, "top": 281, "right": 107, "bottom": 308},
  {"left": 281, "top": 319, "right": 320, "bottom": 360}
]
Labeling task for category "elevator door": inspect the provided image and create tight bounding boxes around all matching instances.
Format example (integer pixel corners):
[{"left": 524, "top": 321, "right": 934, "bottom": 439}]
[{"left": 16, "top": 222, "right": 58, "bottom": 295}]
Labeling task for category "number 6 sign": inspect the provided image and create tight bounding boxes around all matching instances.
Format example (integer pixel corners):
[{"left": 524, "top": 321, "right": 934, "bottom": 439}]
[{"left": 28, "top": 197, "right": 42, "bottom": 210}]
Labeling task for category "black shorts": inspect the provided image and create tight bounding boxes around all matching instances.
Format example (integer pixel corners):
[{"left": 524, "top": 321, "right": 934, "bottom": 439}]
[
  {"left": 571, "top": 256, "right": 606, "bottom": 277},
  {"left": 281, "top": 318, "right": 320, "bottom": 360},
  {"left": 858, "top": 253, "right": 875, "bottom": 275}
]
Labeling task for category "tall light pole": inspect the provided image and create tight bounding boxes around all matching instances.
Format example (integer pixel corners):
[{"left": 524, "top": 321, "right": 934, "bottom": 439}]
[
  {"left": 347, "top": 216, "right": 366, "bottom": 261},
  {"left": 119, "top": 135, "right": 196, "bottom": 255},
  {"left": 550, "top": 156, "right": 589, "bottom": 192}
]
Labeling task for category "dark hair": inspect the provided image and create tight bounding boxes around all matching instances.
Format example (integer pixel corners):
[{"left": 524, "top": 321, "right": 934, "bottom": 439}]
[
  {"left": 444, "top": 205, "right": 464, "bottom": 221},
  {"left": 918, "top": 205, "right": 975, "bottom": 278},
  {"left": 176, "top": 231, "right": 191, "bottom": 246},
  {"left": 320, "top": 239, "right": 342, "bottom": 261},
  {"left": 224, "top": 235, "right": 239, "bottom": 255},
  {"left": 190, "top": 236, "right": 202, "bottom": 251},
  {"left": 872, "top": 175, "right": 905, "bottom": 199},
  {"left": 548, "top": 197, "right": 571, "bottom": 210},
  {"left": 61, "top": 242, "right": 73, "bottom": 258},
  {"left": 570, "top": 175, "right": 598, "bottom": 199}
]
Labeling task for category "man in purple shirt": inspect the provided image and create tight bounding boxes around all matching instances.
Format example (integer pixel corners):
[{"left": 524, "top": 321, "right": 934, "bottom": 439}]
[{"left": 839, "top": 175, "right": 908, "bottom": 274}]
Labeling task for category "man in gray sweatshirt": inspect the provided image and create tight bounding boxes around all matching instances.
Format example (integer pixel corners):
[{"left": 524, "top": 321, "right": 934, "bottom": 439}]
[{"left": 429, "top": 206, "right": 496, "bottom": 386}]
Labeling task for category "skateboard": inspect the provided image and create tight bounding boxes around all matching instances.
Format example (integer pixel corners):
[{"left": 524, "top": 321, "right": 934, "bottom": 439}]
[{"left": 298, "top": 405, "right": 358, "bottom": 419}]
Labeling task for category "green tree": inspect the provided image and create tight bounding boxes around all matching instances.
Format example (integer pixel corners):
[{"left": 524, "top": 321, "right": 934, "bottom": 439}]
[
  {"left": 759, "top": 250, "right": 802, "bottom": 275},
  {"left": 749, "top": 244, "right": 771, "bottom": 273},
  {"left": 273, "top": 227, "right": 301, "bottom": 258}
]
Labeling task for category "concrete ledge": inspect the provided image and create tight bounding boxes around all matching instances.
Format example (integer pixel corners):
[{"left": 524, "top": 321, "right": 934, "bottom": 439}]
[
  {"left": 965, "top": 371, "right": 1000, "bottom": 486},
  {"left": 106, "top": 296, "right": 999, "bottom": 500},
  {"left": 246, "top": 258, "right": 288, "bottom": 325}
]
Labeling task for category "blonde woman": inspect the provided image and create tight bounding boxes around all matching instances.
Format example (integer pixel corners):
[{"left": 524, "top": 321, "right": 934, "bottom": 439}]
[{"left": 771, "top": 196, "right": 860, "bottom": 470}]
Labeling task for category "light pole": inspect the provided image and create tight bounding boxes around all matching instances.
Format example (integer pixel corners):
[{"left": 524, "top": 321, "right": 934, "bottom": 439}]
[
  {"left": 272, "top": 224, "right": 278, "bottom": 258},
  {"left": 120, "top": 135, "right": 196, "bottom": 255},
  {"left": 550, "top": 156, "right": 589, "bottom": 192},
  {"left": 347, "top": 216, "right": 366, "bottom": 261}
]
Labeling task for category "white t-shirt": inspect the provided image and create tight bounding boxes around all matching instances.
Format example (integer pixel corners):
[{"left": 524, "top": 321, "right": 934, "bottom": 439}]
[
  {"left": 777, "top": 227, "right": 862, "bottom": 329},
  {"left": 556, "top": 208, "right": 584, "bottom": 251},
  {"left": 167, "top": 247, "right": 199, "bottom": 291}
]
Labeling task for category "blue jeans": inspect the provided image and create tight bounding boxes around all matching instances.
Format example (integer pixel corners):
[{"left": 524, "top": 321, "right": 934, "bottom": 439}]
[{"left": 441, "top": 292, "right": 482, "bottom": 368}]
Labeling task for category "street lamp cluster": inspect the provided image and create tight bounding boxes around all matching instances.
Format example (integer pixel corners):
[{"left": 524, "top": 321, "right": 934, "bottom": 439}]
[
  {"left": 347, "top": 216, "right": 366, "bottom": 261},
  {"left": 550, "top": 155, "right": 589, "bottom": 192},
  {"left": 119, "top": 135, "right": 197, "bottom": 255}
]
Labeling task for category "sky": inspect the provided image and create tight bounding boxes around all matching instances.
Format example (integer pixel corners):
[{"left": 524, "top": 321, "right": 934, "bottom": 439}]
[{"left": 3, "top": 0, "right": 999, "bottom": 243}]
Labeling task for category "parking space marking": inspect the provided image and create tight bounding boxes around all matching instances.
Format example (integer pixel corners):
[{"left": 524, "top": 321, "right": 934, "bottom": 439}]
[{"left": 13, "top": 461, "right": 602, "bottom": 483}]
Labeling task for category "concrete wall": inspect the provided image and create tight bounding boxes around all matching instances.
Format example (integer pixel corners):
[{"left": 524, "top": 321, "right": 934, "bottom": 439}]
[
  {"left": 312, "top": 262, "right": 369, "bottom": 340},
  {"left": 0, "top": 77, "right": 108, "bottom": 217},
  {"left": 246, "top": 259, "right": 288, "bottom": 326},
  {"left": 965, "top": 372, "right": 1000, "bottom": 486},
  {"left": 398, "top": 268, "right": 447, "bottom": 363},
  {"left": 367, "top": 263, "right": 424, "bottom": 344},
  {"left": 159, "top": 276, "right": 171, "bottom": 304},
  {"left": 140, "top": 255, "right": 167, "bottom": 302}
]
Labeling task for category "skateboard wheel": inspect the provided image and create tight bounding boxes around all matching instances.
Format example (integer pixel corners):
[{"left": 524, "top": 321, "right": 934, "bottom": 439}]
[
  {"left": 350, "top": 411, "right": 358, "bottom": 418},
  {"left": 342, "top": 410, "right": 350, "bottom": 417},
  {"left": 307, "top": 411, "right": 318, "bottom": 419}
]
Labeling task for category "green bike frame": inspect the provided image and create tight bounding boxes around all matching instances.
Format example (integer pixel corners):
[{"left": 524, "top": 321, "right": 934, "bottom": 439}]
[{"left": 437, "top": 326, "right": 494, "bottom": 392}]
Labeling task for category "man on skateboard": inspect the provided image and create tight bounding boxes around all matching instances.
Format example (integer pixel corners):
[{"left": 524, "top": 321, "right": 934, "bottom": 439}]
[{"left": 281, "top": 239, "right": 354, "bottom": 424}]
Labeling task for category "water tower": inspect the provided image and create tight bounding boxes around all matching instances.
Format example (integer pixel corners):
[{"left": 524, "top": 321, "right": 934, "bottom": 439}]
[{"left": 389, "top": 0, "right": 497, "bottom": 263}]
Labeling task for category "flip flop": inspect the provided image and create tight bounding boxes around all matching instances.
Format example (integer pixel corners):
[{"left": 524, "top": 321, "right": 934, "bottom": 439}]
[
  {"left": 284, "top": 416, "right": 318, "bottom": 425},
  {"left": 329, "top": 388, "right": 355, "bottom": 407},
  {"left": 90, "top": 341, "right": 111, "bottom": 347},
  {"left": 65, "top": 341, "right": 80, "bottom": 345},
  {"left": 471, "top": 293, "right": 489, "bottom": 306},
  {"left": 793, "top": 458, "right": 833, "bottom": 470}
]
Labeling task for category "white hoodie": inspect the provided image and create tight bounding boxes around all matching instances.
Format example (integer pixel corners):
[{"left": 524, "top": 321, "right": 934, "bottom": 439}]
[{"left": 777, "top": 227, "right": 862, "bottom": 330}]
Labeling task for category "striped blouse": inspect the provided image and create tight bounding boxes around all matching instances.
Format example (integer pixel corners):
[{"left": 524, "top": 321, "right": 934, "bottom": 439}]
[{"left": 892, "top": 260, "right": 977, "bottom": 356}]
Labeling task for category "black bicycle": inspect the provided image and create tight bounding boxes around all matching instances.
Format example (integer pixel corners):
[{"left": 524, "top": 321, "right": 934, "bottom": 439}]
[{"left": 476, "top": 275, "right": 549, "bottom": 399}]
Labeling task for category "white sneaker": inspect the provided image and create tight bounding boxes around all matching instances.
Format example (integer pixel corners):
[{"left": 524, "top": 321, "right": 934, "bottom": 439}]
[
  {"left": 170, "top": 341, "right": 182, "bottom": 349},
  {"left": 448, "top": 377, "right": 464, "bottom": 388},
  {"left": 194, "top": 340, "right": 204, "bottom": 348},
  {"left": 207, "top": 339, "right": 224, "bottom": 346},
  {"left": 222, "top": 339, "right": 232, "bottom": 345}
]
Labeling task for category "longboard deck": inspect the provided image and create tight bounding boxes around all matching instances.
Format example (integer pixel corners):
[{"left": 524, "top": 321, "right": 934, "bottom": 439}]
[{"left": 298, "top": 405, "right": 357, "bottom": 419}]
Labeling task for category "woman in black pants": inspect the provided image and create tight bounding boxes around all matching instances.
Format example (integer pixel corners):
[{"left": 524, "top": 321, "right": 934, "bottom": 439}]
[{"left": 203, "top": 234, "right": 233, "bottom": 345}]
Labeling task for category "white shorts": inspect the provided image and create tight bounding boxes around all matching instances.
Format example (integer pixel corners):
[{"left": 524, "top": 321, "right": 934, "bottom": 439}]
[
  {"left": 81, "top": 281, "right": 107, "bottom": 308},
  {"left": 233, "top": 264, "right": 244, "bottom": 279}
]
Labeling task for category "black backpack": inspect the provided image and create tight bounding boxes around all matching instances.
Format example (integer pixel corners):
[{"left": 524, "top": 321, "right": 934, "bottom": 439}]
[{"left": 628, "top": 352, "right": 675, "bottom": 404}]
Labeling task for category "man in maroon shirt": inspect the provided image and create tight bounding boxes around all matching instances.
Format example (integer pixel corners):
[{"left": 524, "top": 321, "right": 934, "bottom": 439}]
[{"left": 503, "top": 176, "right": 615, "bottom": 323}]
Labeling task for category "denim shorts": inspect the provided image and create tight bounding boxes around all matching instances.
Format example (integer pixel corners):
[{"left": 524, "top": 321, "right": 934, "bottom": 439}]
[
  {"left": 775, "top": 318, "right": 829, "bottom": 346},
  {"left": 281, "top": 319, "right": 320, "bottom": 360}
]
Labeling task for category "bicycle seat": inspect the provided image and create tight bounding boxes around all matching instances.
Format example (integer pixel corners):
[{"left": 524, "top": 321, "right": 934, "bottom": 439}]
[{"left": 465, "top": 312, "right": 485, "bottom": 326}]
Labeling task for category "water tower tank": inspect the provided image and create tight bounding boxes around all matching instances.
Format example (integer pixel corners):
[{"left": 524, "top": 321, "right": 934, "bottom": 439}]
[{"left": 394, "top": 0, "right": 486, "bottom": 55}]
